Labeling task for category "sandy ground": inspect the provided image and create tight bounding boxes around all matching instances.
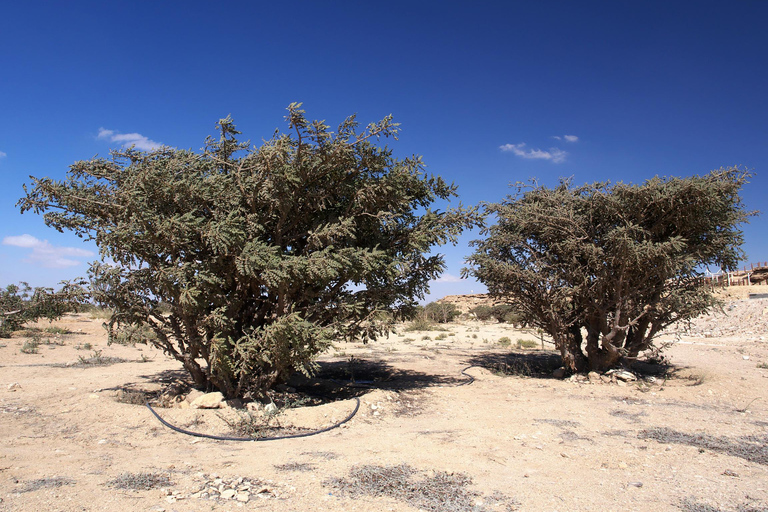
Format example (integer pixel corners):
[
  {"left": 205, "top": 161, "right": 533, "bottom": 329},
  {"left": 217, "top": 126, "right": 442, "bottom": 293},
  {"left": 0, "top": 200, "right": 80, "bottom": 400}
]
[{"left": 1, "top": 299, "right": 767, "bottom": 512}]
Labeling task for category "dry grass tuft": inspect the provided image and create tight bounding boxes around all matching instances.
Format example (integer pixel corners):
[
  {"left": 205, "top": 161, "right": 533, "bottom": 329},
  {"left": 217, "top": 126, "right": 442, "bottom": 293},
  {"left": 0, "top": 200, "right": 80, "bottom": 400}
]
[
  {"left": 106, "top": 472, "right": 173, "bottom": 491},
  {"left": 326, "top": 464, "right": 518, "bottom": 511},
  {"left": 17, "top": 476, "right": 75, "bottom": 493},
  {"left": 639, "top": 427, "right": 768, "bottom": 465}
]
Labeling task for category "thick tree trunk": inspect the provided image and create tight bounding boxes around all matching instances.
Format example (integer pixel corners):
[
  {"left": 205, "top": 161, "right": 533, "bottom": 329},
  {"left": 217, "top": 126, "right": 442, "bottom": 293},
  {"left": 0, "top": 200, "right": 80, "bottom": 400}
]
[
  {"left": 180, "top": 354, "right": 210, "bottom": 391},
  {"left": 583, "top": 324, "right": 622, "bottom": 370},
  {"left": 558, "top": 325, "right": 588, "bottom": 372}
]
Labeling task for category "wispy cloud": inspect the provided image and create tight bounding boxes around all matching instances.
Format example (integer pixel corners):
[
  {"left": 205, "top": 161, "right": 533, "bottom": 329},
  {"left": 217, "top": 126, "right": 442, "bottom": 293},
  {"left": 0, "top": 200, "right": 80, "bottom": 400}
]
[
  {"left": 3, "top": 234, "right": 94, "bottom": 268},
  {"left": 500, "top": 143, "right": 567, "bottom": 163},
  {"left": 0, "top": 150, "right": 7, "bottom": 158},
  {"left": 97, "top": 127, "right": 162, "bottom": 151},
  {"left": 434, "top": 273, "right": 463, "bottom": 283},
  {"left": 552, "top": 135, "right": 579, "bottom": 142}
]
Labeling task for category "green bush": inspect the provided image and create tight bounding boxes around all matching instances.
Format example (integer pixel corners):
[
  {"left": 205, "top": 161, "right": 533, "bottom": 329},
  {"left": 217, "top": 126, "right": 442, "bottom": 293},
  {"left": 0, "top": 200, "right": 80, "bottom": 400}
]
[
  {"left": 469, "top": 305, "right": 493, "bottom": 321},
  {"left": 20, "top": 105, "right": 479, "bottom": 398}
]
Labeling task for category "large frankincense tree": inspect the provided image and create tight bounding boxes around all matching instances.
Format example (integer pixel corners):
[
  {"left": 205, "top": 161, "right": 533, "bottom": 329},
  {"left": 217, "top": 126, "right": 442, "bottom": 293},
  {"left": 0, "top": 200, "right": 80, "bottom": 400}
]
[
  {"left": 464, "top": 168, "right": 755, "bottom": 373},
  {"left": 19, "top": 104, "right": 478, "bottom": 398}
]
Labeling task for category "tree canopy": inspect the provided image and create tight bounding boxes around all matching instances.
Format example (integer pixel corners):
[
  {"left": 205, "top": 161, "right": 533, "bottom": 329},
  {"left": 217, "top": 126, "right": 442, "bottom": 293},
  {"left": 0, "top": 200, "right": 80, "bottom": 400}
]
[
  {"left": 464, "top": 168, "right": 755, "bottom": 372},
  {"left": 19, "top": 104, "right": 478, "bottom": 398}
]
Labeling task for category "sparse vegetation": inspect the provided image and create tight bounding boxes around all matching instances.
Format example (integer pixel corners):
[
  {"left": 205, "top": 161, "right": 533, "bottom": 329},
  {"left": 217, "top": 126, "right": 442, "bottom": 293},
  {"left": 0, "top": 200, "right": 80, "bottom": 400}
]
[
  {"left": 107, "top": 472, "right": 173, "bottom": 491},
  {"left": 639, "top": 427, "right": 768, "bottom": 465},
  {"left": 17, "top": 476, "right": 75, "bottom": 493},
  {"left": 75, "top": 350, "right": 127, "bottom": 367},
  {"left": 326, "top": 464, "right": 518, "bottom": 512},
  {"left": 516, "top": 338, "right": 538, "bottom": 349},
  {"left": 20, "top": 336, "right": 40, "bottom": 354}
]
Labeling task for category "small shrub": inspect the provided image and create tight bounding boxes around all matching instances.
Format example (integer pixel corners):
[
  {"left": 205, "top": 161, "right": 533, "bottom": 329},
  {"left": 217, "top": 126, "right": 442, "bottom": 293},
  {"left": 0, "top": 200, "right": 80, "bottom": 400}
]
[
  {"left": 115, "top": 389, "right": 152, "bottom": 405},
  {"left": 21, "top": 338, "right": 40, "bottom": 354},
  {"left": 404, "top": 316, "right": 436, "bottom": 332},
  {"left": 497, "top": 336, "right": 511, "bottom": 347},
  {"left": 326, "top": 464, "right": 519, "bottom": 512},
  {"left": 107, "top": 472, "right": 173, "bottom": 491},
  {"left": 421, "top": 335, "right": 432, "bottom": 341},
  {"left": 516, "top": 339, "right": 538, "bottom": 349},
  {"left": 435, "top": 333, "right": 448, "bottom": 341},
  {"left": 76, "top": 350, "right": 127, "bottom": 367},
  {"left": 17, "top": 476, "right": 75, "bottom": 493}
]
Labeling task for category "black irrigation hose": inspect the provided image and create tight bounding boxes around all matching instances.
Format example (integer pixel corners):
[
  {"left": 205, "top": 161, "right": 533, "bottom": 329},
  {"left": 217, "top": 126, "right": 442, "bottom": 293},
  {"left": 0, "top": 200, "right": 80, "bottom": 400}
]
[
  {"left": 458, "top": 365, "right": 477, "bottom": 386},
  {"left": 146, "top": 363, "right": 476, "bottom": 441},
  {"left": 145, "top": 397, "right": 360, "bottom": 442}
]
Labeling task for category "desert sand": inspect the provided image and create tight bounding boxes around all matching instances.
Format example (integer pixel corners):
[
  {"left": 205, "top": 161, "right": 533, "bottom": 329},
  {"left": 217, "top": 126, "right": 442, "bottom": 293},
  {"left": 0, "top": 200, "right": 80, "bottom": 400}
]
[{"left": 1, "top": 293, "right": 767, "bottom": 512}]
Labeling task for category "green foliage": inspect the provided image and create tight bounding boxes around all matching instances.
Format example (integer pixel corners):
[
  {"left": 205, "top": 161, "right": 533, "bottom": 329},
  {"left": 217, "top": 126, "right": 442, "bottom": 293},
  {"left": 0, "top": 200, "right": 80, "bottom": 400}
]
[
  {"left": 469, "top": 305, "right": 493, "bottom": 321},
  {"left": 497, "top": 336, "right": 511, "bottom": 347},
  {"left": 0, "top": 281, "right": 87, "bottom": 337},
  {"left": 424, "top": 301, "right": 461, "bottom": 323},
  {"left": 21, "top": 336, "right": 40, "bottom": 354},
  {"left": 465, "top": 168, "right": 756, "bottom": 372},
  {"left": 20, "top": 104, "right": 478, "bottom": 398},
  {"left": 516, "top": 339, "right": 538, "bottom": 349}
]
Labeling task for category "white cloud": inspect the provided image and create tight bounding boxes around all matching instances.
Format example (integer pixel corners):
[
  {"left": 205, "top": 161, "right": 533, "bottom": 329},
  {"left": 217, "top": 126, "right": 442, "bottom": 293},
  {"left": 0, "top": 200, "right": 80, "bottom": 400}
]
[
  {"left": 3, "top": 234, "right": 94, "bottom": 268},
  {"left": 0, "top": 150, "right": 7, "bottom": 158},
  {"left": 434, "top": 273, "right": 463, "bottom": 283},
  {"left": 564, "top": 135, "right": 579, "bottom": 143},
  {"left": 500, "top": 143, "right": 567, "bottom": 163},
  {"left": 97, "top": 127, "right": 162, "bottom": 151}
]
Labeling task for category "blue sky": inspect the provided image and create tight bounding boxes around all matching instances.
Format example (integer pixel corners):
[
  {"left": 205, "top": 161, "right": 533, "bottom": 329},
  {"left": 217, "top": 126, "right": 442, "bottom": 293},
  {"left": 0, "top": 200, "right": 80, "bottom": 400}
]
[{"left": 1, "top": 1, "right": 766, "bottom": 303}]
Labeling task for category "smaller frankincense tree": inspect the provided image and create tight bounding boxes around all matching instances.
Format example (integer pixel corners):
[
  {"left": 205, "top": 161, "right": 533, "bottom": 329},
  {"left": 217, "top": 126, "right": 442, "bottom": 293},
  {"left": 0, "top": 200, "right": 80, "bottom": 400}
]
[
  {"left": 19, "top": 104, "right": 478, "bottom": 398},
  {"left": 464, "top": 168, "right": 755, "bottom": 373},
  {"left": 0, "top": 281, "right": 87, "bottom": 337}
]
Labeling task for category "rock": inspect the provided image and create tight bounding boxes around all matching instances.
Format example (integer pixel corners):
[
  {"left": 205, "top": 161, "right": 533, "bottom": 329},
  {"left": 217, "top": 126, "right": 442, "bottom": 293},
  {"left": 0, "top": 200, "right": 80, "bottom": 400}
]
[
  {"left": 220, "top": 488, "right": 236, "bottom": 499},
  {"left": 191, "top": 392, "right": 225, "bottom": 409},
  {"left": 628, "top": 481, "right": 643, "bottom": 488},
  {"left": 236, "top": 492, "right": 250, "bottom": 502},
  {"left": 185, "top": 389, "right": 205, "bottom": 404},
  {"left": 588, "top": 371, "right": 601, "bottom": 383},
  {"left": 613, "top": 370, "right": 637, "bottom": 382},
  {"left": 263, "top": 403, "right": 278, "bottom": 415},
  {"left": 7, "top": 382, "right": 21, "bottom": 391},
  {"left": 552, "top": 367, "right": 566, "bottom": 379}
]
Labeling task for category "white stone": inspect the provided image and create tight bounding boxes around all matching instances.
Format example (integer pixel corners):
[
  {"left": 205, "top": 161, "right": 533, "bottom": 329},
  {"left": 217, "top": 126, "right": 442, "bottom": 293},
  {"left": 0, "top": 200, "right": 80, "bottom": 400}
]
[
  {"left": 191, "top": 392, "right": 225, "bottom": 409},
  {"left": 221, "top": 488, "right": 237, "bottom": 499}
]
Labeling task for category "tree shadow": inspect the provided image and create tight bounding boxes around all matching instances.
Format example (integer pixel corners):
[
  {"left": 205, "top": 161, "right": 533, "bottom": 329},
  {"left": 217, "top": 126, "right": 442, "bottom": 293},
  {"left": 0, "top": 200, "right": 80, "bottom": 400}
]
[
  {"left": 466, "top": 350, "right": 562, "bottom": 378},
  {"left": 291, "top": 357, "right": 470, "bottom": 401}
]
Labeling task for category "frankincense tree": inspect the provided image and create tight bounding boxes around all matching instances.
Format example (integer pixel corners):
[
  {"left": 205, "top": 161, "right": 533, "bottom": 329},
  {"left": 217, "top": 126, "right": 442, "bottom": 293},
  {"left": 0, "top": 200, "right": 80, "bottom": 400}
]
[
  {"left": 464, "top": 168, "right": 755, "bottom": 373},
  {"left": 19, "top": 104, "right": 478, "bottom": 397}
]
